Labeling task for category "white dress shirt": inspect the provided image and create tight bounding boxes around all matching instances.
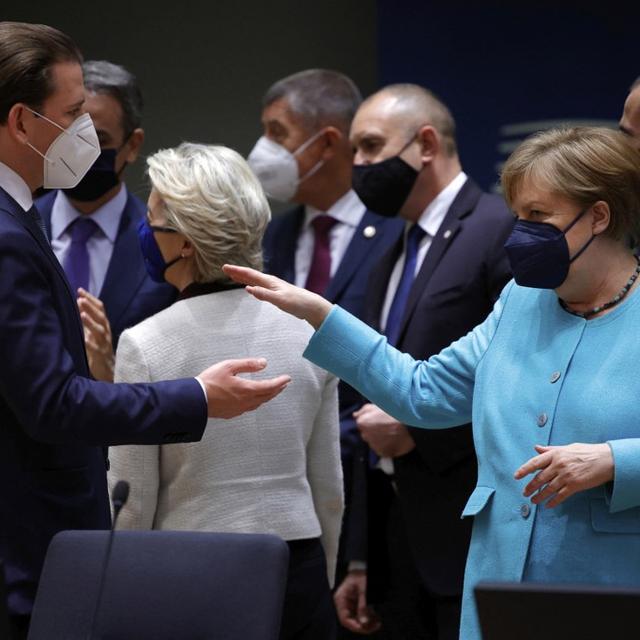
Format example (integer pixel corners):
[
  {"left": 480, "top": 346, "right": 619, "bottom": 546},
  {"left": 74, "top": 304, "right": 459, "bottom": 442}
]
[
  {"left": 294, "top": 189, "right": 366, "bottom": 288},
  {"left": 380, "top": 172, "right": 468, "bottom": 331},
  {"left": 50, "top": 184, "right": 127, "bottom": 296},
  {"left": 0, "top": 161, "right": 33, "bottom": 212},
  {"left": 377, "top": 171, "right": 467, "bottom": 476}
]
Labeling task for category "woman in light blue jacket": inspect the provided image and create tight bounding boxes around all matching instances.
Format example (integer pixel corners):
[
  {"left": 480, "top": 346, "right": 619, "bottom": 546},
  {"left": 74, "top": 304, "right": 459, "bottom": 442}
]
[{"left": 224, "top": 127, "right": 640, "bottom": 640}]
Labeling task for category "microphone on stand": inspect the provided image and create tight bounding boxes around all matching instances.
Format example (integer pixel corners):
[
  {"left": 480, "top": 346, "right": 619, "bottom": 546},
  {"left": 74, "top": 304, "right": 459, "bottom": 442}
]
[{"left": 87, "top": 480, "right": 130, "bottom": 640}]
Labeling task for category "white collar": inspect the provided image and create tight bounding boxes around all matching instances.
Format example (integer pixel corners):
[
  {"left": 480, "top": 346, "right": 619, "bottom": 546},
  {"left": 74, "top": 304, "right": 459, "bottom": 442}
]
[
  {"left": 51, "top": 183, "right": 127, "bottom": 242},
  {"left": 304, "top": 189, "right": 366, "bottom": 228},
  {"left": 0, "top": 161, "right": 33, "bottom": 211},
  {"left": 415, "top": 171, "right": 468, "bottom": 237}
]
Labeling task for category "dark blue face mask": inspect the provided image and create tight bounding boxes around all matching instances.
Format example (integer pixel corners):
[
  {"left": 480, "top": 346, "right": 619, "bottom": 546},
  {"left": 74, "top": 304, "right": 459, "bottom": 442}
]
[
  {"left": 504, "top": 207, "right": 596, "bottom": 289},
  {"left": 137, "top": 218, "right": 183, "bottom": 283}
]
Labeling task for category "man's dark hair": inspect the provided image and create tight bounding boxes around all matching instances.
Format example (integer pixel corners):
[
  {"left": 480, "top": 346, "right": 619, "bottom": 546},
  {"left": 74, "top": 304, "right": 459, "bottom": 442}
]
[
  {"left": 0, "top": 22, "right": 82, "bottom": 124},
  {"left": 263, "top": 69, "right": 362, "bottom": 134},
  {"left": 83, "top": 60, "right": 143, "bottom": 139}
]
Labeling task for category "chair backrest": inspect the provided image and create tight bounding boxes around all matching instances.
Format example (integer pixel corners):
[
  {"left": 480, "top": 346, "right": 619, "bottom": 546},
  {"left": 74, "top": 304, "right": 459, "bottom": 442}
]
[
  {"left": 0, "top": 560, "right": 9, "bottom": 640},
  {"left": 475, "top": 581, "right": 640, "bottom": 640},
  {"left": 28, "top": 530, "right": 290, "bottom": 640}
]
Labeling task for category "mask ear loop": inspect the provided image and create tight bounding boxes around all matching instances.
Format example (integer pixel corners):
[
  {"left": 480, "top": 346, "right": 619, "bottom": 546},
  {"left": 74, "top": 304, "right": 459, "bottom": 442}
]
[
  {"left": 293, "top": 128, "right": 330, "bottom": 185},
  {"left": 24, "top": 106, "right": 98, "bottom": 149},
  {"left": 564, "top": 206, "right": 597, "bottom": 263}
]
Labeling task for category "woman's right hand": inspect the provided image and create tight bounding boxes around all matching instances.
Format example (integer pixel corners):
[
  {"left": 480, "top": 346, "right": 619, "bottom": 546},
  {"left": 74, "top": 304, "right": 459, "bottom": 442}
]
[{"left": 222, "top": 265, "right": 333, "bottom": 329}]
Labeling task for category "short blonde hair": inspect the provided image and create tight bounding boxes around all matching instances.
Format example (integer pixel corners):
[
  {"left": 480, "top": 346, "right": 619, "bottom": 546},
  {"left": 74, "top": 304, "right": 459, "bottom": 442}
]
[
  {"left": 501, "top": 127, "right": 640, "bottom": 244},
  {"left": 147, "top": 142, "right": 271, "bottom": 283}
]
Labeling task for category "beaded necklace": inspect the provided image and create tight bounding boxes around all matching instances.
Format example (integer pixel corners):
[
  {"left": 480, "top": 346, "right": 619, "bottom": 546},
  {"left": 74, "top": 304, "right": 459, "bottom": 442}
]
[{"left": 559, "top": 255, "right": 640, "bottom": 319}]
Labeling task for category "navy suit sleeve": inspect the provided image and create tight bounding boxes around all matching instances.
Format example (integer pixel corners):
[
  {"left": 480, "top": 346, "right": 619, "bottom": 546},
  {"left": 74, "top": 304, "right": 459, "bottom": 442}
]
[{"left": 0, "top": 228, "right": 207, "bottom": 446}]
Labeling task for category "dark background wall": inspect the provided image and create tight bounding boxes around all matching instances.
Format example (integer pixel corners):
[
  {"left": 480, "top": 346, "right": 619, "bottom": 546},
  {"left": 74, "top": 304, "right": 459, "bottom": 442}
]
[
  {"left": 4, "top": 1, "right": 377, "bottom": 202},
  {"left": 378, "top": 1, "right": 640, "bottom": 192},
  {"left": 6, "top": 3, "right": 639, "bottom": 200}
]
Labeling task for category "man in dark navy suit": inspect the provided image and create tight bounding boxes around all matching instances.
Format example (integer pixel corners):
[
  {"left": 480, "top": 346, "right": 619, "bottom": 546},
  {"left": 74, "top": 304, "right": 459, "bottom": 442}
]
[
  {"left": 620, "top": 75, "right": 640, "bottom": 151},
  {"left": 247, "top": 70, "right": 403, "bottom": 603},
  {"left": 334, "top": 85, "right": 514, "bottom": 640},
  {"left": 36, "top": 60, "right": 175, "bottom": 381},
  {"left": 0, "top": 22, "right": 288, "bottom": 639}
]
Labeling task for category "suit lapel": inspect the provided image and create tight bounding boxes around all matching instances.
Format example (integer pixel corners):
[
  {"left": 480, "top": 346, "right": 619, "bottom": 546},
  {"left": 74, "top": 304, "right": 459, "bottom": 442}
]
[
  {"left": 1, "top": 189, "right": 77, "bottom": 303},
  {"left": 0, "top": 187, "right": 87, "bottom": 353},
  {"left": 395, "top": 179, "right": 483, "bottom": 344},
  {"left": 100, "top": 194, "right": 147, "bottom": 327},
  {"left": 269, "top": 206, "right": 304, "bottom": 283},
  {"left": 366, "top": 232, "right": 404, "bottom": 331},
  {"left": 324, "top": 210, "right": 386, "bottom": 303}
]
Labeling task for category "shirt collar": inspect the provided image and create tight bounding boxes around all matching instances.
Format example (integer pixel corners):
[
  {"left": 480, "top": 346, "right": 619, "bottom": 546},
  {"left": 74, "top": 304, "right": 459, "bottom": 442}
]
[
  {"left": 0, "top": 161, "right": 33, "bottom": 211},
  {"left": 51, "top": 183, "right": 127, "bottom": 242},
  {"left": 304, "top": 189, "right": 366, "bottom": 229},
  {"left": 415, "top": 171, "right": 468, "bottom": 237}
]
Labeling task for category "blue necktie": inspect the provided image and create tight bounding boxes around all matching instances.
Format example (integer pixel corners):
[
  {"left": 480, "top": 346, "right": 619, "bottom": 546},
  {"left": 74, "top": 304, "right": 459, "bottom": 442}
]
[
  {"left": 63, "top": 217, "right": 98, "bottom": 294},
  {"left": 384, "top": 223, "right": 426, "bottom": 346},
  {"left": 368, "top": 224, "right": 426, "bottom": 469}
]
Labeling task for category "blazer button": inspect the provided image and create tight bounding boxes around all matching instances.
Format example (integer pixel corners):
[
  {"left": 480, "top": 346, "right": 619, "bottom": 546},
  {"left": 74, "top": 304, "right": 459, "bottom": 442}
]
[
  {"left": 537, "top": 413, "right": 548, "bottom": 427},
  {"left": 520, "top": 503, "right": 531, "bottom": 519},
  {"left": 550, "top": 371, "right": 561, "bottom": 383}
]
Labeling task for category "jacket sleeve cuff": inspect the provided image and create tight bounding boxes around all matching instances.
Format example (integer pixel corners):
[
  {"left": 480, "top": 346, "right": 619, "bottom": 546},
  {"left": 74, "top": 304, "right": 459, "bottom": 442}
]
[{"left": 607, "top": 439, "right": 640, "bottom": 512}]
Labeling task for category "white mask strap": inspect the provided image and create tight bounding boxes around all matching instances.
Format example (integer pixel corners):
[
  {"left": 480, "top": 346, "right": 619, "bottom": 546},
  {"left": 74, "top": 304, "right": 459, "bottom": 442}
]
[
  {"left": 293, "top": 128, "right": 328, "bottom": 157},
  {"left": 24, "top": 107, "right": 98, "bottom": 149}
]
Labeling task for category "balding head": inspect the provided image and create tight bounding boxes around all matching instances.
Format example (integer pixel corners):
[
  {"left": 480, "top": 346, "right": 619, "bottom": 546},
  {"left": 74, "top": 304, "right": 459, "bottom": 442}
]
[
  {"left": 354, "top": 84, "right": 457, "bottom": 160},
  {"left": 620, "top": 77, "right": 640, "bottom": 151},
  {"left": 350, "top": 83, "right": 462, "bottom": 220}
]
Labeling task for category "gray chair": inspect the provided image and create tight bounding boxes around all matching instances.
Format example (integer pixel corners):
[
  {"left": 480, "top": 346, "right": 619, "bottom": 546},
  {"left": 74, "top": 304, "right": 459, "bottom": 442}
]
[{"left": 28, "top": 530, "right": 289, "bottom": 640}]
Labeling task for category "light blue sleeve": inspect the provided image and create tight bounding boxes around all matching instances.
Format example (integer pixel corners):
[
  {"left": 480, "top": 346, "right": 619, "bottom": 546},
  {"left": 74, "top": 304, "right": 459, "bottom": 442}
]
[
  {"left": 606, "top": 439, "right": 640, "bottom": 512},
  {"left": 303, "top": 282, "right": 513, "bottom": 430}
]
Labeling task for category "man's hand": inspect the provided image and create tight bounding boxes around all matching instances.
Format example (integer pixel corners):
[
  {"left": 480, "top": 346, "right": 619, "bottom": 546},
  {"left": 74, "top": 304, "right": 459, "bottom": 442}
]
[
  {"left": 334, "top": 570, "right": 381, "bottom": 634},
  {"left": 198, "top": 358, "right": 291, "bottom": 419},
  {"left": 354, "top": 403, "right": 415, "bottom": 458},
  {"left": 77, "top": 288, "right": 115, "bottom": 382},
  {"left": 222, "top": 264, "right": 332, "bottom": 329}
]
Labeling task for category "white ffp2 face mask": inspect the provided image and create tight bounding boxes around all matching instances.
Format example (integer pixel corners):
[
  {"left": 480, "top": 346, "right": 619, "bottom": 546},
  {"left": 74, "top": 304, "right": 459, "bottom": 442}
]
[
  {"left": 25, "top": 108, "right": 100, "bottom": 189},
  {"left": 247, "top": 129, "right": 326, "bottom": 202}
]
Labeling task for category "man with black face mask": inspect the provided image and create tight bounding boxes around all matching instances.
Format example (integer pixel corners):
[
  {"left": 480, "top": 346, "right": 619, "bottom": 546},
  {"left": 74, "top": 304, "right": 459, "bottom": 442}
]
[
  {"left": 36, "top": 60, "right": 175, "bottom": 381},
  {"left": 333, "top": 84, "right": 514, "bottom": 640}
]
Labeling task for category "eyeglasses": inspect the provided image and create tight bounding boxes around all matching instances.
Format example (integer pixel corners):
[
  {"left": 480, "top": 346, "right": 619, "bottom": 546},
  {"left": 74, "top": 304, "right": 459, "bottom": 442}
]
[{"left": 149, "top": 224, "right": 178, "bottom": 234}]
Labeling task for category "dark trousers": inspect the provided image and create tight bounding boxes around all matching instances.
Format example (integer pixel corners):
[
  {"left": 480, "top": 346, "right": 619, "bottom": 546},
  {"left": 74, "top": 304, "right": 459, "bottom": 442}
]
[
  {"left": 374, "top": 495, "right": 462, "bottom": 640},
  {"left": 280, "top": 538, "right": 336, "bottom": 640},
  {"left": 8, "top": 614, "right": 29, "bottom": 640}
]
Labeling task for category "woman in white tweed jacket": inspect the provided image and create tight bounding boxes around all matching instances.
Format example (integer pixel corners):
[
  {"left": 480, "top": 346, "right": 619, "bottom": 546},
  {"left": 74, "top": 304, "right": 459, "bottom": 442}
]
[{"left": 108, "top": 142, "right": 343, "bottom": 640}]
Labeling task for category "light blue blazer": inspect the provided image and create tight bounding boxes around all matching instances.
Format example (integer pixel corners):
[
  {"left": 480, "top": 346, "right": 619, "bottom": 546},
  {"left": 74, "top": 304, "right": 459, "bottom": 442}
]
[{"left": 305, "top": 280, "right": 640, "bottom": 640}]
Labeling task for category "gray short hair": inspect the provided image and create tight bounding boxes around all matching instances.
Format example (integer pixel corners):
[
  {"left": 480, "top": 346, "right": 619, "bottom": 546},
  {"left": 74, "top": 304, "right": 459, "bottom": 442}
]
[
  {"left": 263, "top": 68, "right": 362, "bottom": 134},
  {"left": 372, "top": 83, "right": 458, "bottom": 157},
  {"left": 83, "top": 60, "right": 142, "bottom": 138},
  {"left": 147, "top": 143, "right": 271, "bottom": 283},
  {"left": 631, "top": 76, "right": 640, "bottom": 91}
]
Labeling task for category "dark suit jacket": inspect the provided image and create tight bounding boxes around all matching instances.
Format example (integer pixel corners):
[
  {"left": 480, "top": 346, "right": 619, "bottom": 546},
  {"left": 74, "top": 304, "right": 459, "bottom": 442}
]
[
  {"left": 349, "top": 178, "right": 514, "bottom": 599},
  {"left": 0, "top": 187, "right": 206, "bottom": 618},
  {"left": 35, "top": 189, "right": 176, "bottom": 348},
  {"left": 263, "top": 205, "right": 403, "bottom": 460}
]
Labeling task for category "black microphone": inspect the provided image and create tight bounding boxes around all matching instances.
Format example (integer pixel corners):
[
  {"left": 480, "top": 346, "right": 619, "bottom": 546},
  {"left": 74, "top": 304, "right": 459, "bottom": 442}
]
[{"left": 87, "top": 480, "right": 130, "bottom": 640}]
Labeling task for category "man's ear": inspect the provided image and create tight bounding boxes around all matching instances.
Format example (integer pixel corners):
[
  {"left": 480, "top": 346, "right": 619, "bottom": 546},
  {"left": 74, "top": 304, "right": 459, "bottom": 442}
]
[
  {"left": 320, "top": 126, "right": 344, "bottom": 161},
  {"left": 123, "top": 127, "right": 144, "bottom": 163},
  {"left": 591, "top": 200, "right": 611, "bottom": 235},
  {"left": 417, "top": 125, "right": 439, "bottom": 165},
  {"left": 6, "top": 104, "right": 33, "bottom": 145}
]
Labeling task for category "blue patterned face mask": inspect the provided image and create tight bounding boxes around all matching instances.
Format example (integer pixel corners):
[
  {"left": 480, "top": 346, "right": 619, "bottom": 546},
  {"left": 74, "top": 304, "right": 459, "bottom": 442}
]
[
  {"left": 137, "top": 219, "right": 183, "bottom": 283},
  {"left": 504, "top": 207, "right": 595, "bottom": 289}
]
